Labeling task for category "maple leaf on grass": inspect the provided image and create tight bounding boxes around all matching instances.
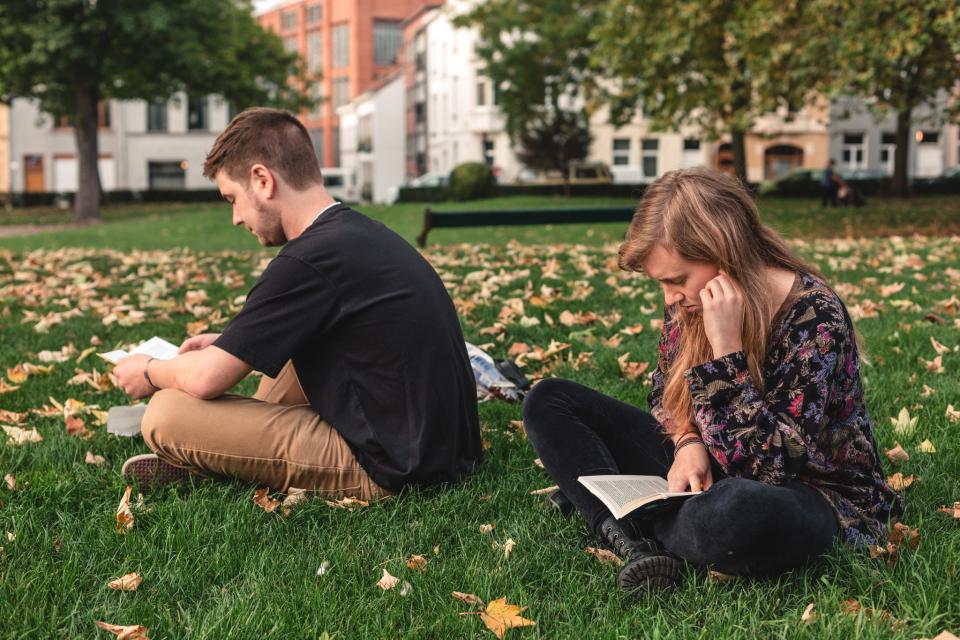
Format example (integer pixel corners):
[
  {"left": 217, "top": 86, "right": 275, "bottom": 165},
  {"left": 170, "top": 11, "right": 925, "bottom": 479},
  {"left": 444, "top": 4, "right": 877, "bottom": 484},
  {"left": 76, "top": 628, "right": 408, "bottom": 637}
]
[
  {"left": 584, "top": 546, "right": 622, "bottom": 566},
  {"left": 461, "top": 597, "right": 536, "bottom": 639},
  {"left": 406, "top": 554, "right": 428, "bottom": 571},
  {"left": 884, "top": 442, "right": 909, "bottom": 465},
  {"left": 4, "top": 474, "right": 14, "bottom": 490},
  {"left": 617, "top": 353, "right": 649, "bottom": 382},
  {"left": 376, "top": 568, "right": 401, "bottom": 590},
  {"left": 94, "top": 621, "right": 149, "bottom": 639},
  {"left": 889, "top": 408, "right": 918, "bottom": 438},
  {"left": 938, "top": 502, "right": 960, "bottom": 521},
  {"left": 3, "top": 426, "right": 42, "bottom": 446}
]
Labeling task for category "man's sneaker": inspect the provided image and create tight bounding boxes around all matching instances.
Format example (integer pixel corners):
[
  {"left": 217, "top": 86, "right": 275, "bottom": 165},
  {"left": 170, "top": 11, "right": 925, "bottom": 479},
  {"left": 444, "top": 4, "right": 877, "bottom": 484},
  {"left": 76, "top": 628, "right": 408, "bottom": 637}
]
[
  {"left": 121, "top": 454, "right": 199, "bottom": 488},
  {"left": 598, "top": 516, "right": 683, "bottom": 594}
]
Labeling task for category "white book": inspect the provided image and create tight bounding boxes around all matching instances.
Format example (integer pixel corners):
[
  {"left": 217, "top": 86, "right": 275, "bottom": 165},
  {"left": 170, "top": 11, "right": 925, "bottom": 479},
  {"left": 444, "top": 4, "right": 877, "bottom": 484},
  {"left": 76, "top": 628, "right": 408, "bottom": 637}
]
[
  {"left": 99, "top": 336, "right": 180, "bottom": 365},
  {"left": 578, "top": 475, "right": 700, "bottom": 520}
]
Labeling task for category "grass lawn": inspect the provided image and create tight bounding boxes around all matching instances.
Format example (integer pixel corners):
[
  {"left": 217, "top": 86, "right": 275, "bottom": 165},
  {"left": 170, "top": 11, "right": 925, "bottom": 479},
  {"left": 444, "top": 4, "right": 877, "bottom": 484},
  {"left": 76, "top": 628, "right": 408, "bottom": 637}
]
[{"left": 0, "top": 196, "right": 959, "bottom": 639}]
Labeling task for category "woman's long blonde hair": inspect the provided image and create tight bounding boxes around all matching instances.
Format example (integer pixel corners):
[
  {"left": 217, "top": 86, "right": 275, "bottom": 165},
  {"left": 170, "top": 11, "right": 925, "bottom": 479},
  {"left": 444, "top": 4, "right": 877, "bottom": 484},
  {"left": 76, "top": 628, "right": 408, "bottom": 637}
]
[{"left": 618, "top": 167, "right": 824, "bottom": 436}]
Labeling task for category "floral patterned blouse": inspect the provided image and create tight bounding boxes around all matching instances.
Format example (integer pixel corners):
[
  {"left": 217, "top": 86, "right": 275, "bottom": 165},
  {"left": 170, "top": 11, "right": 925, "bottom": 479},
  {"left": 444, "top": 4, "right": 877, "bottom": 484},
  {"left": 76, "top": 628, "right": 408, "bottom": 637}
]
[{"left": 648, "top": 271, "right": 903, "bottom": 546}]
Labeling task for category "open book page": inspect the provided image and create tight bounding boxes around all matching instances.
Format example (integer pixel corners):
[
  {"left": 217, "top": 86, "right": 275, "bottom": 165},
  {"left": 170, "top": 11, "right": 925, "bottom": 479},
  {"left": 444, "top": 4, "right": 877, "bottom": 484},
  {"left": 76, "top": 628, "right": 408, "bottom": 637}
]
[
  {"left": 578, "top": 475, "right": 699, "bottom": 520},
  {"left": 99, "top": 337, "right": 180, "bottom": 365}
]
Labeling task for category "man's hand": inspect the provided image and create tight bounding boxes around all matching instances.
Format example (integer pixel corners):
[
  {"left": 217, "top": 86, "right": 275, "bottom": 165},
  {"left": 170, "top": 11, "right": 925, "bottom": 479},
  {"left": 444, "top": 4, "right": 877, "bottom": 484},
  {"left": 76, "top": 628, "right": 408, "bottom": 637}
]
[
  {"left": 179, "top": 333, "right": 221, "bottom": 354},
  {"left": 699, "top": 271, "right": 744, "bottom": 359},
  {"left": 667, "top": 441, "right": 714, "bottom": 492},
  {"left": 113, "top": 354, "right": 157, "bottom": 399}
]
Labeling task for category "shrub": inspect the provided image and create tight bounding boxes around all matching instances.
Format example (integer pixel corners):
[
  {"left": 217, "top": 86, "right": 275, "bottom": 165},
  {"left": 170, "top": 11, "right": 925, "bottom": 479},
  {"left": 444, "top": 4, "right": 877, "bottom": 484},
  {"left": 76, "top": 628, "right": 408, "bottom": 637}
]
[{"left": 448, "top": 162, "right": 495, "bottom": 201}]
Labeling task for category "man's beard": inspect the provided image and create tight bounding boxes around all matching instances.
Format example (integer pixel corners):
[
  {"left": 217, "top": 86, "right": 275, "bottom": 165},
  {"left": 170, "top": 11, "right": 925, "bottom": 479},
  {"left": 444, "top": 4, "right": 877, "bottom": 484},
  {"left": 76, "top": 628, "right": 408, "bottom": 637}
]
[{"left": 254, "top": 200, "right": 286, "bottom": 246}]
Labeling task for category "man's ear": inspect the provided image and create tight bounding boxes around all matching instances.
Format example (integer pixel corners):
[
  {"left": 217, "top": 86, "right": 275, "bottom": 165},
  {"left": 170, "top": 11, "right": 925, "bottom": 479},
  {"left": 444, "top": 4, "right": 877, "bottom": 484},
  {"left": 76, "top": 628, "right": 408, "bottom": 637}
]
[{"left": 249, "top": 164, "right": 277, "bottom": 199}]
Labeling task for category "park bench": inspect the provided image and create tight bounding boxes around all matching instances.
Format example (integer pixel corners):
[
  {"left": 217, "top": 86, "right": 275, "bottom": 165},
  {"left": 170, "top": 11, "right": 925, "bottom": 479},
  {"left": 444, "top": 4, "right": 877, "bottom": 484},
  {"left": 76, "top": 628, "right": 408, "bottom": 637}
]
[{"left": 416, "top": 205, "right": 637, "bottom": 247}]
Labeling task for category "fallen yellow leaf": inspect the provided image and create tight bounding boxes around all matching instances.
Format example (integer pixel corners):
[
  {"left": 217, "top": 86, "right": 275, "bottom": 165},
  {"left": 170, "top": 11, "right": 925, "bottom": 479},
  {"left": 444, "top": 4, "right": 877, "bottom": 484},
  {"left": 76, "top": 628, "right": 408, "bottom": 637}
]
[
  {"left": 918, "top": 439, "right": 937, "bottom": 453},
  {"left": 376, "top": 568, "right": 400, "bottom": 590},
  {"left": 801, "top": 602, "right": 816, "bottom": 624},
  {"left": 252, "top": 488, "right": 280, "bottom": 513},
  {"left": 478, "top": 597, "right": 536, "bottom": 639},
  {"left": 584, "top": 546, "right": 623, "bottom": 566},
  {"left": 938, "top": 501, "right": 960, "bottom": 521},
  {"left": 406, "top": 554, "right": 428, "bottom": 571},
  {"left": 886, "top": 473, "right": 916, "bottom": 491},
  {"left": 479, "top": 523, "right": 496, "bottom": 534},
  {"left": 85, "top": 451, "right": 107, "bottom": 466},
  {"left": 884, "top": 442, "right": 909, "bottom": 465},
  {"left": 3, "top": 474, "right": 14, "bottom": 490},
  {"left": 3, "top": 426, "right": 42, "bottom": 446}
]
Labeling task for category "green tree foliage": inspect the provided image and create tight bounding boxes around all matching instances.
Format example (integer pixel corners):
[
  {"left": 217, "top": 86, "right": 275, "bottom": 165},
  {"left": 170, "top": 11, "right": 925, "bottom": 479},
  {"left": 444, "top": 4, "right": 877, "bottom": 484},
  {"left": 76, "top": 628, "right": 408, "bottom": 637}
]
[
  {"left": 515, "top": 109, "right": 592, "bottom": 195},
  {"left": 456, "top": 0, "right": 598, "bottom": 179},
  {"left": 814, "top": 0, "right": 960, "bottom": 197},
  {"left": 591, "top": 0, "right": 831, "bottom": 183},
  {"left": 0, "top": 0, "right": 315, "bottom": 222}
]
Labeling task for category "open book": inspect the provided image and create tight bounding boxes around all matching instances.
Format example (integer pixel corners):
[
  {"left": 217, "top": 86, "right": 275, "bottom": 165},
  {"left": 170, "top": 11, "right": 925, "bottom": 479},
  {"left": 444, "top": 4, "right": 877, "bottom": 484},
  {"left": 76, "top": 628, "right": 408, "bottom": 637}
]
[
  {"left": 578, "top": 475, "right": 700, "bottom": 520},
  {"left": 99, "top": 337, "right": 180, "bottom": 365}
]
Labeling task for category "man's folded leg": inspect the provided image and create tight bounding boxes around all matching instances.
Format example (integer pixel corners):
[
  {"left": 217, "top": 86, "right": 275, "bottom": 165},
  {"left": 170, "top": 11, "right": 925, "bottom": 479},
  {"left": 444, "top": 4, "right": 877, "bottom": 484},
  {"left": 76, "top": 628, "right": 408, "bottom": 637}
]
[{"left": 133, "top": 388, "right": 391, "bottom": 501}]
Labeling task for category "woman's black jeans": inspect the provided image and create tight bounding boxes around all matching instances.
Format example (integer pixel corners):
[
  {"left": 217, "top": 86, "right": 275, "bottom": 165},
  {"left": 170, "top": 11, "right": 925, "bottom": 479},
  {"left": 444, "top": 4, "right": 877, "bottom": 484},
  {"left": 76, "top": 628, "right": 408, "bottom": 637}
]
[{"left": 523, "top": 379, "right": 839, "bottom": 577}]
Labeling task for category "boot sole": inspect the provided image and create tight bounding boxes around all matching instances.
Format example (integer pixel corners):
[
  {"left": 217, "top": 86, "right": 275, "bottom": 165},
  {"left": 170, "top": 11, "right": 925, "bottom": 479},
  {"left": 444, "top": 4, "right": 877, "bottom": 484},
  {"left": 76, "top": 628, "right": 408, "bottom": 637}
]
[{"left": 617, "top": 554, "right": 683, "bottom": 593}]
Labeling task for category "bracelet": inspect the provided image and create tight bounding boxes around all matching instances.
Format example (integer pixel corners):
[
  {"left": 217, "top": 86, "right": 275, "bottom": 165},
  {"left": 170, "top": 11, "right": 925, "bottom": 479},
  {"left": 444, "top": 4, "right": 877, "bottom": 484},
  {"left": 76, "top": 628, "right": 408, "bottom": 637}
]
[
  {"left": 673, "top": 437, "right": 704, "bottom": 455},
  {"left": 143, "top": 357, "right": 160, "bottom": 392}
]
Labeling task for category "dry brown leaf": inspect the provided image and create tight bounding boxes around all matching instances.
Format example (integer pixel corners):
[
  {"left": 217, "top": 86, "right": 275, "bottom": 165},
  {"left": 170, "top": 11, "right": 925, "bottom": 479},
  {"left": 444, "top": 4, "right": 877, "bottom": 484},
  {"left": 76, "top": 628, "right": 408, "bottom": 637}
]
[
  {"left": 252, "top": 488, "right": 280, "bottom": 513},
  {"left": 478, "top": 597, "right": 536, "bottom": 639},
  {"left": 839, "top": 598, "right": 906, "bottom": 630},
  {"left": 85, "top": 451, "right": 107, "bottom": 466},
  {"left": 479, "top": 523, "right": 496, "bottom": 534},
  {"left": 708, "top": 569, "right": 738, "bottom": 583},
  {"left": 945, "top": 404, "right": 960, "bottom": 424},
  {"left": 920, "top": 384, "right": 936, "bottom": 397},
  {"left": 452, "top": 591, "right": 485, "bottom": 606},
  {"left": 4, "top": 474, "right": 15, "bottom": 490},
  {"left": 107, "top": 572, "right": 142, "bottom": 591},
  {"left": 616, "top": 352, "right": 649, "bottom": 382},
  {"left": 281, "top": 488, "right": 309, "bottom": 516},
  {"left": 884, "top": 442, "right": 910, "bottom": 465},
  {"left": 65, "top": 416, "right": 89, "bottom": 438},
  {"left": 376, "top": 568, "right": 401, "bottom": 590},
  {"left": 325, "top": 496, "right": 369, "bottom": 510},
  {"left": 918, "top": 439, "right": 937, "bottom": 453},
  {"left": 115, "top": 486, "right": 134, "bottom": 534},
  {"left": 94, "top": 621, "right": 149, "bottom": 639},
  {"left": 0, "top": 379, "right": 21, "bottom": 394},
  {"left": 406, "top": 554, "right": 428, "bottom": 571},
  {"left": 529, "top": 485, "right": 558, "bottom": 496},
  {"left": 938, "top": 501, "right": 960, "bottom": 520},
  {"left": 923, "top": 355, "right": 945, "bottom": 374},
  {"left": 801, "top": 602, "right": 816, "bottom": 624},
  {"left": 921, "top": 632, "right": 960, "bottom": 640},
  {"left": 502, "top": 538, "right": 516, "bottom": 560},
  {"left": 930, "top": 336, "right": 951, "bottom": 355},
  {"left": 886, "top": 473, "right": 916, "bottom": 491},
  {"left": 0, "top": 409, "right": 24, "bottom": 423},
  {"left": 4, "top": 426, "right": 42, "bottom": 446},
  {"left": 889, "top": 522, "right": 921, "bottom": 548},
  {"left": 584, "top": 546, "right": 623, "bottom": 566},
  {"left": 6, "top": 365, "right": 29, "bottom": 384}
]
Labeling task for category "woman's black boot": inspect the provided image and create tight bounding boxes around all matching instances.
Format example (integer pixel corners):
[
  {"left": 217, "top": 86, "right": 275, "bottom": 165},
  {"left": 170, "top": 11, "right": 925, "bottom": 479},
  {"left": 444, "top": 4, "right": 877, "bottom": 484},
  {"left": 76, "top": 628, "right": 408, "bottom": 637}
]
[{"left": 598, "top": 516, "right": 682, "bottom": 594}]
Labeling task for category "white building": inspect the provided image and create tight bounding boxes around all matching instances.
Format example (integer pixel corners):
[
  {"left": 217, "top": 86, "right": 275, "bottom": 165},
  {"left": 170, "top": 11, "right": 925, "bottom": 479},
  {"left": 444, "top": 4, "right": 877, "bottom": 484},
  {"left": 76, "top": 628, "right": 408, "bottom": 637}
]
[
  {"left": 337, "top": 72, "right": 406, "bottom": 204},
  {"left": 8, "top": 94, "right": 231, "bottom": 193},
  {"left": 422, "top": 1, "right": 521, "bottom": 182}
]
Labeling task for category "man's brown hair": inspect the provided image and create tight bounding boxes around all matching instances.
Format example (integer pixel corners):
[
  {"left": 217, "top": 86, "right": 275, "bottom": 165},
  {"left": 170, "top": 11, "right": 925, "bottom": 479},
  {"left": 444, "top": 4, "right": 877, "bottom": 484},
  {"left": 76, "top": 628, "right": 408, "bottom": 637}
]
[{"left": 203, "top": 107, "right": 323, "bottom": 190}]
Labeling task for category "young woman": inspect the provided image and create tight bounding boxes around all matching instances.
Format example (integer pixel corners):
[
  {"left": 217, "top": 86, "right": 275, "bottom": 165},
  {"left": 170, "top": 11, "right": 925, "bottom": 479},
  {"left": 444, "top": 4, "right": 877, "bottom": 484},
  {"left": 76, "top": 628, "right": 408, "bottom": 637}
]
[{"left": 523, "top": 167, "right": 903, "bottom": 593}]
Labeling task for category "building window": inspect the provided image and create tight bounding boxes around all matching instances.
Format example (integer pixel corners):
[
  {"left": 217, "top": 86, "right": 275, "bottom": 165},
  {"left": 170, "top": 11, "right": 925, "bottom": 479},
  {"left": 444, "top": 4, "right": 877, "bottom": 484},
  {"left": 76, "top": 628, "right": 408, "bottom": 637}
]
[
  {"left": 146, "top": 100, "right": 167, "bottom": 132},
  {"left": 483, "top": 139, "right": 494, "bottom": 167},
  {"left": 306, "top": 31, "right": 322, "bottom": 72},
  {"left": 641, "top": 138, "right": 659, "bottom": 177},
  {"left": 308, "top": 83, "right": 323, "bottom": 117},
  {"left": 683, "top": 138, "right": 700, "bottom": 151},
  {"left": 841, "top": 133, "right": 865, "bottom": 170},
  {"left": 281, "top": 9, "right": 297, "bottom": 31},
  {"left": 306, "top": 4, "right": 322, "bottom": 24},
  {"left": 332, "top": 77, "right": 350, "bottom": 108},
  {"left": 880, "top": 132, "right": 896, "bottom": 175},
  {"left": 918, "top": 131, "right": 939, "bottom": 144},
  {"left": 682, "top": 138, "right": 702, "bottom": 168},
  {"left": 612, "top": 138, "right": 630, "bottom": 166},
  {"left": 148, "top": 161, "right": 186, "bottom": 190},
  {"left": 284, "top": 36, "right": 298, "bottom": 54},
  {"left": 332, "top": 23, "right": 349, "bottom": 69},
  {"left": 358, "top": 115, "right": 373, "bottom": 152},
  {"left": 187, "top": 96, "right": 208, "bottom": 131},
  {"left": 476, "top": 81, "right": 486, "bottom": 106},
  {"left": 373, "top": 20, "right": 403, "bottom": 66},
  {"left": 332, "top": 127, "right": 340, "bottom": 166}
]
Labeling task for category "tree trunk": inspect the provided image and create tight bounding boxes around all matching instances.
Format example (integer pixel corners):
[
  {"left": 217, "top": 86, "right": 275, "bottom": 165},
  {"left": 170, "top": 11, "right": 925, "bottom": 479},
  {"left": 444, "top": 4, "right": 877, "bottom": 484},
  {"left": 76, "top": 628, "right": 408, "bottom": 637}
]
[
  {"left": 73, "top": 86, "right": 102, "bottom": 223},
  {"left": 731, "top": 129, "right": 748, "bottom": 186},
  {"left": 893, "top": 108, "right": 911, "bottom": 198}
]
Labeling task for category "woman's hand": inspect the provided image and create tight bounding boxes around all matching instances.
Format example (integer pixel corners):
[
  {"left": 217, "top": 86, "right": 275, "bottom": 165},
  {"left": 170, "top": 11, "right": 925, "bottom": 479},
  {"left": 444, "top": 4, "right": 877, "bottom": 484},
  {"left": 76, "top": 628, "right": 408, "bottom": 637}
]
[
  {"left": 667, "top": 441, "right": 714, "bottom": 492},
  {"left": 699, "top": 271, "right": 744, "bottom": 359},
  {"left": 178, "top": 333, "right": 221, "bottom": 354}
]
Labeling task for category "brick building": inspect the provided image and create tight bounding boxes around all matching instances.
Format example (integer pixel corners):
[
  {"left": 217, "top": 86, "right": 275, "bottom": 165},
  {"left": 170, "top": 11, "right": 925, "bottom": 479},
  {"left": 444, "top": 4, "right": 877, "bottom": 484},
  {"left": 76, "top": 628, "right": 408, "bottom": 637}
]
[{"left": 257, "top": 0, "right": 433, "bottom": 168}]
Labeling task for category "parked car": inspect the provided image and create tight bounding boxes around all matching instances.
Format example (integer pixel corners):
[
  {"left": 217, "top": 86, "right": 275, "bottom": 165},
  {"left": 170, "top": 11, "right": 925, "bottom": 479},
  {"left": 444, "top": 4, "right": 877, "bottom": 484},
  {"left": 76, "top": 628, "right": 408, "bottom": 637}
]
[
  {"left": 322, "top": 167, "right": 359, "bottom": 203},
  {"left": 518, "top": 161, "right": 613, "bottom": 185},
  {"left": 409, "top": 172, "right": 449, "bottom": 188},
  {"left": 758, "top": 168, "right": 824, "bottom": 196}
]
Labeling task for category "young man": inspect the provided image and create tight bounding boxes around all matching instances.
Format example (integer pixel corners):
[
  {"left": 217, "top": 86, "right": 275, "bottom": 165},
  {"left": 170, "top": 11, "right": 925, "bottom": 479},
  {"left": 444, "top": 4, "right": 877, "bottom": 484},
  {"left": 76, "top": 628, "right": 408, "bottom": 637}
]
[{"left": 114, "top": 108, "right": 482, "bottom": 499}]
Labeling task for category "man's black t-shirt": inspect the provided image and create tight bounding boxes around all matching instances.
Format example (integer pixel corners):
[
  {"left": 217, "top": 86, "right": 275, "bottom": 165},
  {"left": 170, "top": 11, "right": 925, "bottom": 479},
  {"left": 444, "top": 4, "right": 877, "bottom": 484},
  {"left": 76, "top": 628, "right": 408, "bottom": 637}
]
[{"left": 214, "top": 204, "right": 481, "bottom": 491}]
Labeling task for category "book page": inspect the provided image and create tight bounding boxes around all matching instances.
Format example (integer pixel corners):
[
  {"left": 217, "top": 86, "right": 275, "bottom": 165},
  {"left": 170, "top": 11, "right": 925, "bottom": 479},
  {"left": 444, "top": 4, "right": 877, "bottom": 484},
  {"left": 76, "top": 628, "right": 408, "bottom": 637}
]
[
  {"left": 578, "top": 475, "right": 698, "bottom": 519},
  {"left": 100, "top": 337, "right": 179, "bottom": 365}
]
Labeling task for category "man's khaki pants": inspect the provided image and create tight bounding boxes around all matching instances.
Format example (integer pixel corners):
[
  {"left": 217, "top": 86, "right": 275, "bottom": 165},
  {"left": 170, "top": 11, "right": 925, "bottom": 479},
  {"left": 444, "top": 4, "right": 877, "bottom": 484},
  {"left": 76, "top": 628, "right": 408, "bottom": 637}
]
[{"left": 141, "top": 361, "right": 391, "bottom": 500}]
